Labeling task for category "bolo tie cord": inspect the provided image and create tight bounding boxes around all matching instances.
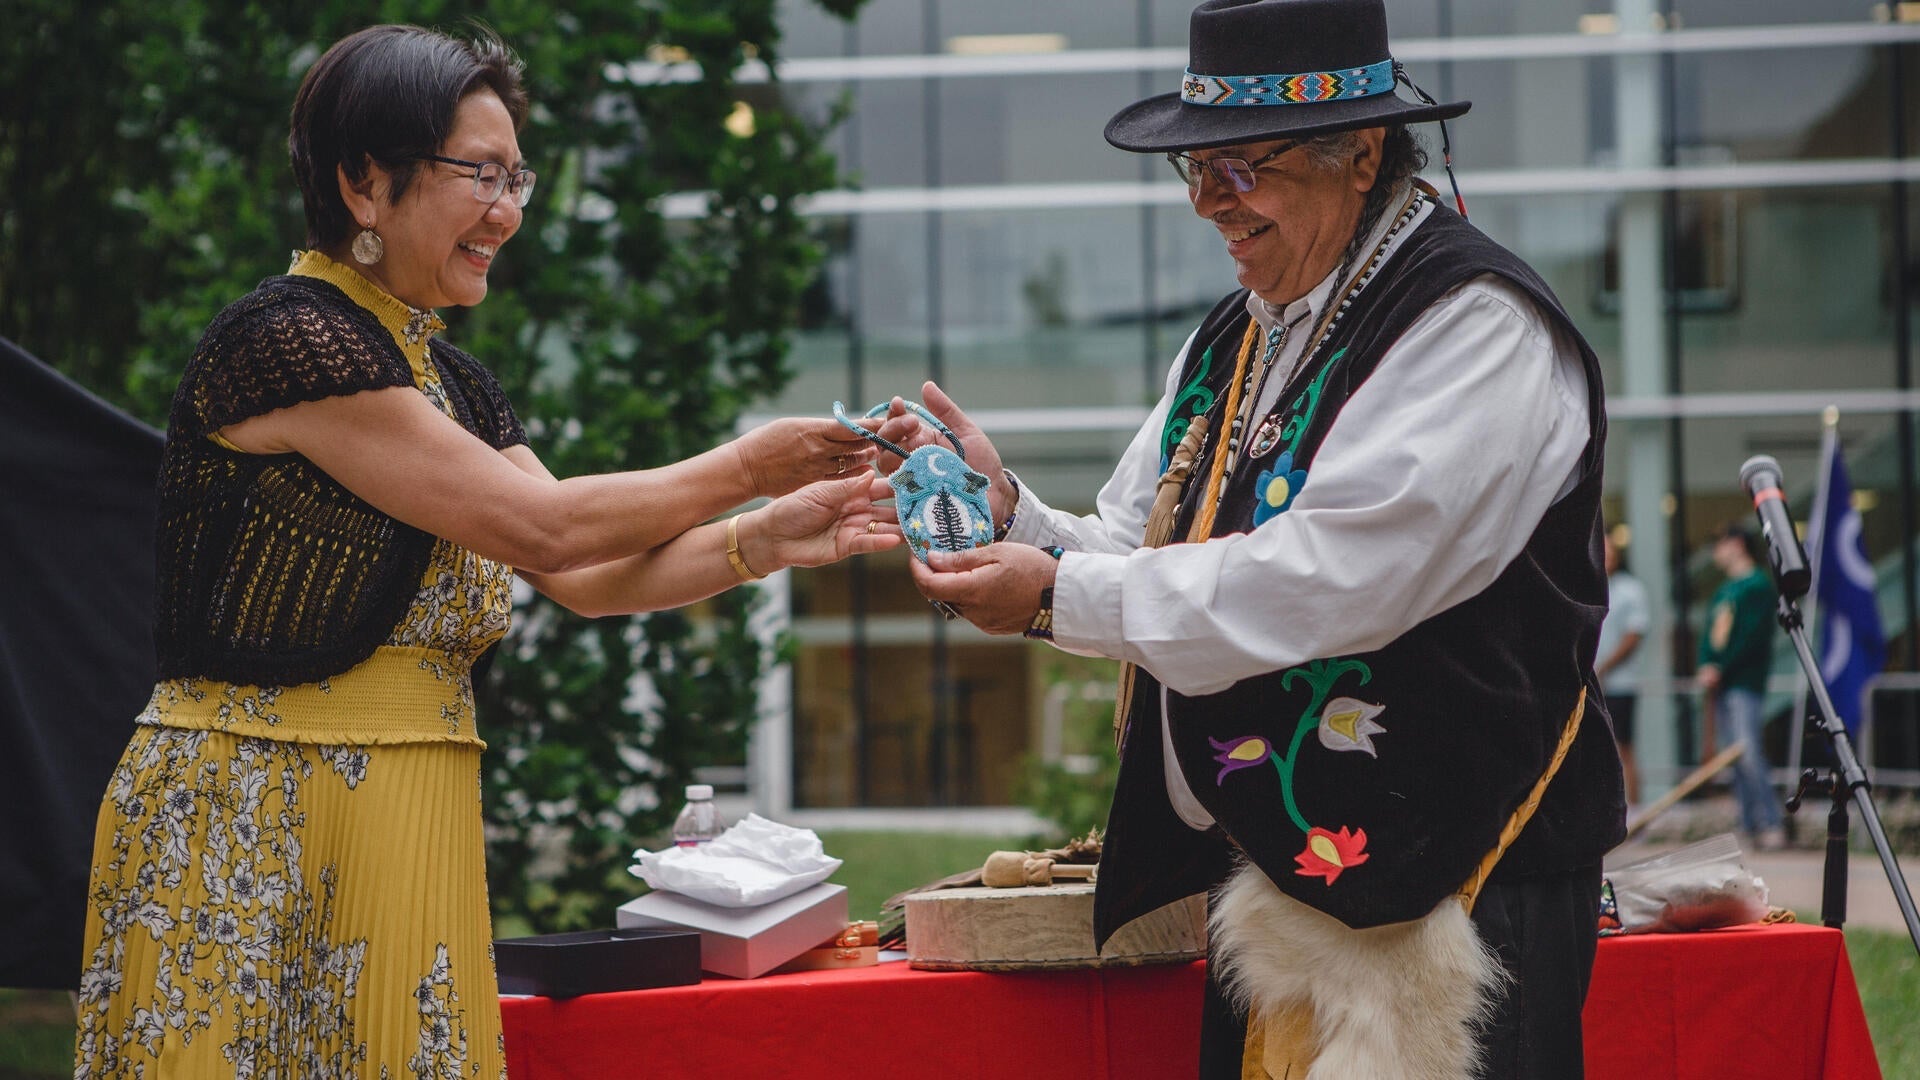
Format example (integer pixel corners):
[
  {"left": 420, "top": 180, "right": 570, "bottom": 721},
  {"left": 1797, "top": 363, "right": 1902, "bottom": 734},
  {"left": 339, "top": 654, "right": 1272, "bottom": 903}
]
[{"left": 1394, "top": 61, "right": 1467, "bottom": 220}]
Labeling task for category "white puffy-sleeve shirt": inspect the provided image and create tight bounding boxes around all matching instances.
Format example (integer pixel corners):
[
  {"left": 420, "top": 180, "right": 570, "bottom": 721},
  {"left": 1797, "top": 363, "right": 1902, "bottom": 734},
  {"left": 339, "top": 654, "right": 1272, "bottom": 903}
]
[{"left": 1007, "top": 202, "right": 1591, "bottom": 704}]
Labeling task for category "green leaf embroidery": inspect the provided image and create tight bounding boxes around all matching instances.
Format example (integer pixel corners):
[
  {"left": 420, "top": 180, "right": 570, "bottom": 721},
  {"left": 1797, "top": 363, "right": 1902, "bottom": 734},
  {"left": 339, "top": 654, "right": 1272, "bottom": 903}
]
[
  {"left": 1267, "top": 657, "right": 1374, "bottom": 834},
  {"left": 1278, "top": 346, "right": 1348, "bottom": 459},
  {"left": 1161, "top": 344, "right": 1218, "bottom": 465}
]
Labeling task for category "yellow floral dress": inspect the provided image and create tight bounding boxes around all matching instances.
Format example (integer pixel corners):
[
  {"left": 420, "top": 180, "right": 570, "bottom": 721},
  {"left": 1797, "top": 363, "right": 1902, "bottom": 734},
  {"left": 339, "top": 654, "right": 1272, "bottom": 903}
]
[{"left": 75, "top": 252, "right": 514, "bottom": 1079}]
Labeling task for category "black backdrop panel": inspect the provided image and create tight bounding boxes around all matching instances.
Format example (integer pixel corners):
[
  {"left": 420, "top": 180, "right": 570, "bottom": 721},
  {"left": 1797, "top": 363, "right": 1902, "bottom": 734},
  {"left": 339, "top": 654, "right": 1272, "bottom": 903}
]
[{"left": 0, "top": 336, "right": 160, "bottom": 989}]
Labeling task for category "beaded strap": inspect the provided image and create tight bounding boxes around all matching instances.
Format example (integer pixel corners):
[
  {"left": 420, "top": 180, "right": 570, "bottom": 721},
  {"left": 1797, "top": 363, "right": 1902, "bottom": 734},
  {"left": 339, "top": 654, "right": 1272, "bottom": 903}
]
[{"left": 831, "top": 399, "right": 968, "bottom": 461}]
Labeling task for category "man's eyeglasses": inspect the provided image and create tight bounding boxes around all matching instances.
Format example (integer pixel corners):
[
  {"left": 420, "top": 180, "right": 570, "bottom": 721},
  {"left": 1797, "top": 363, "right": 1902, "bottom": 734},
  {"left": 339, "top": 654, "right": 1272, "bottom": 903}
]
[
  {"left": 1165, "top": 140, "right": 1302, "bottom": 193},
  {"left": 419, "top": 154, "right": 537, "bottom": 207}
]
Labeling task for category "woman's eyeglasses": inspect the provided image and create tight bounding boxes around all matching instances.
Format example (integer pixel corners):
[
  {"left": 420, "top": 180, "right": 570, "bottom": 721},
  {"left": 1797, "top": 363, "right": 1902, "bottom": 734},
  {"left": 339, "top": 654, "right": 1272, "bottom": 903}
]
[
  {"left": 419, "top": 154, "right": 537, "bottom": 207},
  {"left": 1165, "top": 140, "right": 1301, "bottom": 193}
]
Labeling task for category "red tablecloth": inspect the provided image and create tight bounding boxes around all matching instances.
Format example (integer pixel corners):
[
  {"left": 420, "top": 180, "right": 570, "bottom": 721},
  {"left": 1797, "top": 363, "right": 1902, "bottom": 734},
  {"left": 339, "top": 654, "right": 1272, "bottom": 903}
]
[
  {"left": 500, "top": 922, "right": 1880, "bottom": 1079},
  {"left": 1585, "top": 923, "right": 1880, "bottom": 1080}
]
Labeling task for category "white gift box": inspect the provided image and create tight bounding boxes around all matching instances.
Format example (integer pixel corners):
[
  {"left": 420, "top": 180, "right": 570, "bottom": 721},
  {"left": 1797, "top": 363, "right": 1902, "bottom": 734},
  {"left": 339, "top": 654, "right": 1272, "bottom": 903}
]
[{"left": 615, "top": 881, "right": 849, "bottom": 979}]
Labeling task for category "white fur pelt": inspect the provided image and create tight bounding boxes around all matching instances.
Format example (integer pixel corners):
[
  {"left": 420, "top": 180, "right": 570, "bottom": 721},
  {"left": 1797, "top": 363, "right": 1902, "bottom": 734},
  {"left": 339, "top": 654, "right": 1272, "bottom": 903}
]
[{"left": 1209, "top": 861, "right": 1509, "bottom": 1080}]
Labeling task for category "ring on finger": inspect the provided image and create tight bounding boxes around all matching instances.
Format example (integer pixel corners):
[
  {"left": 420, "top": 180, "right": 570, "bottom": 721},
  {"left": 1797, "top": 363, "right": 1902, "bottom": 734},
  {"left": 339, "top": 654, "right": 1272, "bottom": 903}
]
[
  {"left": 833, "top": 454, "right": 848, "bottom": 475},
  {"left": 865, "top": 521, "right": 878, "bottom": 534}
]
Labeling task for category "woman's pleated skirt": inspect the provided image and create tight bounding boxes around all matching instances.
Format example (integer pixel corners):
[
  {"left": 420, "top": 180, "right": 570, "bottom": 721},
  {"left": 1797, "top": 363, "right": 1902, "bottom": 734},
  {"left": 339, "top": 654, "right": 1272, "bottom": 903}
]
[{"left": 73, "top": 722, "right": 504, "bottom": 1079}]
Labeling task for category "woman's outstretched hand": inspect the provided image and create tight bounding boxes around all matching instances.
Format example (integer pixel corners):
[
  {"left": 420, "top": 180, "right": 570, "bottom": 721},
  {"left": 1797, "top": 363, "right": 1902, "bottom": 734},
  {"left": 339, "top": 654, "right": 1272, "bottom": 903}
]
[
  {"left": 748, "top": 473, "right": 902, "bottom": 571},
  {"left": 734, "top": 416, "right": 884, "bottom": 499}
]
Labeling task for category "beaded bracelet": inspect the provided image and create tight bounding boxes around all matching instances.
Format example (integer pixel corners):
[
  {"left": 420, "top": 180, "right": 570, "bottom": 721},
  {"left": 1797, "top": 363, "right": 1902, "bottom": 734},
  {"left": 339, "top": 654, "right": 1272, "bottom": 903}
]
[
  {"left": 1023, "top": 586, "right": 1055, "bottom": 641},
  {"left": 994, "top": 469, "right": 1021, "bottom": 542},
  {"left": 1023, "top": 546, "right": 1064, "bottom": 640}
]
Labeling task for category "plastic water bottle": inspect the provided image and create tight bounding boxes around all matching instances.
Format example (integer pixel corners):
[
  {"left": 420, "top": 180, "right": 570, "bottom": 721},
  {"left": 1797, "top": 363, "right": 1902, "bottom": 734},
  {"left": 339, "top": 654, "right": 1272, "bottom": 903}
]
[{"left": 671, "top": 784, "right": 721, "bottom": 847}]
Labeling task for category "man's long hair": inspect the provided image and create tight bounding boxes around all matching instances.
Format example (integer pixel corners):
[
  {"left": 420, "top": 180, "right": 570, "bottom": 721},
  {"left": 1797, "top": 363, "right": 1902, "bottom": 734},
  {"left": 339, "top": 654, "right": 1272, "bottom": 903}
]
[{"left": 1303, "top": 125, "right": 1428, "bottom": 287}]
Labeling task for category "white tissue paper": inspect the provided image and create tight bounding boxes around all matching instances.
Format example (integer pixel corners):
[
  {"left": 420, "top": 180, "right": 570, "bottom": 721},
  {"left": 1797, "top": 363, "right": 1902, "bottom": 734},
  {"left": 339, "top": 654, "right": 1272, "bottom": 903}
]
[
  {"left": 1608, "top": 833, "right": 1771, "bottom": 934},
  {"left": 630, "top": 814, "right": 843, "bottom": 908}
]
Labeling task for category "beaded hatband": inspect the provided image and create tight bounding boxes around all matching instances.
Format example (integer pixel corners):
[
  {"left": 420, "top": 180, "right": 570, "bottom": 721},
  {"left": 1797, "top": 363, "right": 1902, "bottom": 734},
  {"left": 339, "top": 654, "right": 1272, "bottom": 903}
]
[{"left": 1181, "top": 58, "right": 1394, "bottom": 107}]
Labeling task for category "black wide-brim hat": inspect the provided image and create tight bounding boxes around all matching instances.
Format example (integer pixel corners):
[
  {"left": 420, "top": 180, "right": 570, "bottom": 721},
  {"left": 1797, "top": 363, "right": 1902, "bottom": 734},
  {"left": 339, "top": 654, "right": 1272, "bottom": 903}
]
[{"left": 1106, "top": 0, "right": 1470, "bottom": 153}]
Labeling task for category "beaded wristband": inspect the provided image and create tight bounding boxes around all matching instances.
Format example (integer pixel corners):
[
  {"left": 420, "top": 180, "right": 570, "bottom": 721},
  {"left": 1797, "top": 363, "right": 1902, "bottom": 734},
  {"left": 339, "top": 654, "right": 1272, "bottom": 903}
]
[
  {"left": 1023, "top": 585, "right": 1056, "bottom": 641},
  {"left": 726, "top": 515, "right": 764, "bottom": 582},
  {"left": 994, "top": 469, "right": 1021, "bottom": 541}
]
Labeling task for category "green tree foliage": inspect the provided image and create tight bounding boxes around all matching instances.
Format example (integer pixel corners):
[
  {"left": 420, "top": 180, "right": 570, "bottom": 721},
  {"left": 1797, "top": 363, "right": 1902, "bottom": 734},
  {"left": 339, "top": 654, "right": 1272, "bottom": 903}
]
[
  {"left": 3, "top": 0, "right": 863, "bottom": 932},
  {"left": 1016, "top": 658, "right": 1122, "bottom": 842}
]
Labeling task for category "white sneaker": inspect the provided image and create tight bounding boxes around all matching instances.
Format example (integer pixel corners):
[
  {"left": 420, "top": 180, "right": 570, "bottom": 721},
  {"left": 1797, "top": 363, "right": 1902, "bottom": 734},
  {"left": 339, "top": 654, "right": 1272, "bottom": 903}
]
[{"left": 1756, "top": 827, "right": 1788, "bottom": 851}]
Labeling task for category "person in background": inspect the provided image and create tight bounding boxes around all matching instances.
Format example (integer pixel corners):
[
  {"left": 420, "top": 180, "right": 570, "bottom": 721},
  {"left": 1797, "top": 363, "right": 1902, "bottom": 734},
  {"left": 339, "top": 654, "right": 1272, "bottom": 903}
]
[
  {"left": 1597, "top": 526, "right": 1650, "bottom": 810},
  {"left": 887, "top": 1, "right": 1623, "bottom": 1075},
  {"left": 73, "top": 25, "right": 898, "bottom": 1078},
  {"left": 1698, "top": 521, "right": 1787, "bottom": 850}
]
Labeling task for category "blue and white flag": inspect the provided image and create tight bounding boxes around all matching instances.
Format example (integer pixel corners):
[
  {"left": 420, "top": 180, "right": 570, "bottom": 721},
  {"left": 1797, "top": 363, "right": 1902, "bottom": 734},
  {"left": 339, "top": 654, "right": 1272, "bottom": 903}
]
[{"left": 1808, "top": 434, "right": 1886, "bottom": 738}]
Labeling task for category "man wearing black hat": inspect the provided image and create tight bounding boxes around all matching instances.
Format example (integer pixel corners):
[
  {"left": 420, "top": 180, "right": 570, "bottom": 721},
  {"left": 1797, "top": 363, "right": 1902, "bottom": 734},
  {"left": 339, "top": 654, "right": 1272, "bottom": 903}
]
[{"left": 896, "top": 1, "right": 1625, "bottom": 1076}]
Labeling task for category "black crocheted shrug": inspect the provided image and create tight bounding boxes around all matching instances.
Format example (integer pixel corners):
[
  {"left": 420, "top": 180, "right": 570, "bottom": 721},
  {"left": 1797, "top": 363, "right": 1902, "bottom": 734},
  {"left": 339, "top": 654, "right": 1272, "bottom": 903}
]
[{"left": 153, "top": 274, "right": 527, "bottom": 687}]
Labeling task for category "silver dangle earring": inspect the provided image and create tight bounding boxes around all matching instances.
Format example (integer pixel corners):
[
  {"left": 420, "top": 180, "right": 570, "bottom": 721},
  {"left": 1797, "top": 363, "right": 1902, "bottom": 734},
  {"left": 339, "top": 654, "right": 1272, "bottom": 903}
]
[{"left": 351, "top": 222, "right": 384, "bottom": 265}]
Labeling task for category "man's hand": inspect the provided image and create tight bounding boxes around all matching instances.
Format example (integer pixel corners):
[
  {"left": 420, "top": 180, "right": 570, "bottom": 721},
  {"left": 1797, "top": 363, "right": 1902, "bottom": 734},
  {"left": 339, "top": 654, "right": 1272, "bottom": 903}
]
[
  {"left": 909, "top": 542, "right": 1060, "bottom": 636},
  {"left": 871, "top": 381, "right": 1017, "bottom": 524},
  {"left": 1697, "top": 664, "right": 1722, "bottom": 692}
]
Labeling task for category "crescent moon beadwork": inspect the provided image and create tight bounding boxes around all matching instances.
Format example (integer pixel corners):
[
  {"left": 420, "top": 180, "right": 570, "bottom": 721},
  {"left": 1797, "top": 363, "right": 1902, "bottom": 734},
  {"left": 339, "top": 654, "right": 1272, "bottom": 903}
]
[{"left": 832, "top": 400, "right": 996, "bottom": 565}]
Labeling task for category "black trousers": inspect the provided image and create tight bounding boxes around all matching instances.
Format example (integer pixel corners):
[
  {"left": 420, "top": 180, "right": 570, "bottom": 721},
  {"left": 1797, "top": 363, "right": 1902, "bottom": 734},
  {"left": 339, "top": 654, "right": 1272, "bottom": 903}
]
[{"left": 1199, "top": 864, "right": 1602, "bottom": 1079}]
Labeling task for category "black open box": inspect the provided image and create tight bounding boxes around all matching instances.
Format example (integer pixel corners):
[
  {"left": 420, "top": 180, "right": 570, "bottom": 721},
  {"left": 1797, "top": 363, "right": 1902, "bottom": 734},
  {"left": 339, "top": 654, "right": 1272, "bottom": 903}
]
[{"left": 494, "top": 927, "right": 702, "bottom": 998}]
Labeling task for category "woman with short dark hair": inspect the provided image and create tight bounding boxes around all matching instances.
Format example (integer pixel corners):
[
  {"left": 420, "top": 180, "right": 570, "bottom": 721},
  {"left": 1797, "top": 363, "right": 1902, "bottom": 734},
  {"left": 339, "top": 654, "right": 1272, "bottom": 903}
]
[{"left": 73, "top": 24, "right": 896, "bottom": 1077}]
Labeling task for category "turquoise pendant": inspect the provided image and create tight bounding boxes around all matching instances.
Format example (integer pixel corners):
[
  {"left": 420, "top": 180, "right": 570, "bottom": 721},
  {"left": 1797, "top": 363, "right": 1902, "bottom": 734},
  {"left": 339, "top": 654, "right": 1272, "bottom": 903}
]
[{"left": 1248, "top": 415, "right": 1285, "bottom": 459}]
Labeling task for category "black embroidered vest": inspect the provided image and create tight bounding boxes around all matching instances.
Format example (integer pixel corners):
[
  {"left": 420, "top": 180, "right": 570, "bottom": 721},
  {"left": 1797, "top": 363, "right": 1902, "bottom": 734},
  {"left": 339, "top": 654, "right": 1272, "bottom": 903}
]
[
  {"left": 153, "top": 275, "right": 527, "bottom": 687},
  {"left": 1095, "top": 204, "right": 1624, "bottom": 941}
]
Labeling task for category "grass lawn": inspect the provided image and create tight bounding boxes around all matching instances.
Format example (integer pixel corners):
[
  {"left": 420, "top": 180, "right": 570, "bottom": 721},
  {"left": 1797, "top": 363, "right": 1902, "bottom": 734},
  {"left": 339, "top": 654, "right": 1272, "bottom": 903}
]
[
  {"left": 9, "top": 833, "right": 1914, "bottom": 1078},
  {"left": 817, "top": 829, "right": 1021, "bottom": 922},
  {"left": 0, "top": 987, "right": 76, "bottom": 1079},
  {"left": 1848, "top": 925, "right": 1920, "bottom": 1078}
]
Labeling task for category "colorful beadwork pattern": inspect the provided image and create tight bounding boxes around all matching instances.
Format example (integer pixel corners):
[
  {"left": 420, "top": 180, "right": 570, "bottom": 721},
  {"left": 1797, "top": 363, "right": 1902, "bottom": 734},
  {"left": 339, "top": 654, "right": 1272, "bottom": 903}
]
[
  {"left": 833, "top": 400, "right": 994, "bottom": 565},
  {"left": 1181, "top": 59, "right": 1394, "bottom": 107},
  {"left": 1207, "top": 657, "right": 1387, "bottom": 886}
]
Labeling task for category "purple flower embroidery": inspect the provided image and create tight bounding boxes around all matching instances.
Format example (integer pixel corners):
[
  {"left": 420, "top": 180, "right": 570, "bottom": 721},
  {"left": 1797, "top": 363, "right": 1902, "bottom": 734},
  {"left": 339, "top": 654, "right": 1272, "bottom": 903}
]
[{"left": 1209, "top": 735, "right": 1273, "bottom": 784}]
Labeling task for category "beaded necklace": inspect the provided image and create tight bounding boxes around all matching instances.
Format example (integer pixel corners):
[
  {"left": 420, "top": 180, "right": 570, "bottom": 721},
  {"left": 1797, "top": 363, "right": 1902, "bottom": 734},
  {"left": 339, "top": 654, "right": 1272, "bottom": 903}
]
[
  {"left": 1219, "top": 304, "right": 1311, "bottom": 477},
  {"left": 1218, "top": 188, "right": 1428, "bottom": 493},
  {"left": 1188, "top": 187, "right": 1427, "bottom": 525}
]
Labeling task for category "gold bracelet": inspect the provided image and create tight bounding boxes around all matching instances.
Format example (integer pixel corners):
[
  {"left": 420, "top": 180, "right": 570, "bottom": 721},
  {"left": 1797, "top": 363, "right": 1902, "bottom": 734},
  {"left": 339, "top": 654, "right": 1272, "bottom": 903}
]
[{"left": 726, "top": 514, "right": 764, "bottom": 582}]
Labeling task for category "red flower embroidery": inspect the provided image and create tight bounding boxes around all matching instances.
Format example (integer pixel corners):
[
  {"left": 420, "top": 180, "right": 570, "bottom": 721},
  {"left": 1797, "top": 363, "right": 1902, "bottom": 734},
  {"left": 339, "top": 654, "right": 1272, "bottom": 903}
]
[{"left": 1293, "top": 826, "right": 1370, "bottom": 885}]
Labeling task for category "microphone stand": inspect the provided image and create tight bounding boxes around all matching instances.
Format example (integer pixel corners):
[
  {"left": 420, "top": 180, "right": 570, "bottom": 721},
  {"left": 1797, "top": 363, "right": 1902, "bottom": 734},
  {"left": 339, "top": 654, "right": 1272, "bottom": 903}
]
[{"left": 1774, "top": 592, "right": 1920, "bottom": 954}]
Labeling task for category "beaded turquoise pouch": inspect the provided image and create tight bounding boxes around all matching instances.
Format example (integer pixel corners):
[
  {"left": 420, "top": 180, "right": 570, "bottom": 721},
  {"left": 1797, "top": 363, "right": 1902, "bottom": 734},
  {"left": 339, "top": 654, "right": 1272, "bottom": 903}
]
[{"left": 833, "top": 400, "right": 995, "bottom": 565}]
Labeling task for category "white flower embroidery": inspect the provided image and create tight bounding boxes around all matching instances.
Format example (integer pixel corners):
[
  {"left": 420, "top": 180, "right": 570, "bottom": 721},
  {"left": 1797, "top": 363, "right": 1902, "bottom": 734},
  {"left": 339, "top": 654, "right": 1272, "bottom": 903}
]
[{"left": 1316, "top": 697, "right": 1387, "bottom": 757}]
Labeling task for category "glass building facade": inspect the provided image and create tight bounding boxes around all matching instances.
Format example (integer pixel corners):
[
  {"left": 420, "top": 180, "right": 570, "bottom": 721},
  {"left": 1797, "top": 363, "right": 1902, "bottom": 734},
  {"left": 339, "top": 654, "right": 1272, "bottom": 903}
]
[{"left": 690, "top": 0, "right": 1920, "bottom": 815}]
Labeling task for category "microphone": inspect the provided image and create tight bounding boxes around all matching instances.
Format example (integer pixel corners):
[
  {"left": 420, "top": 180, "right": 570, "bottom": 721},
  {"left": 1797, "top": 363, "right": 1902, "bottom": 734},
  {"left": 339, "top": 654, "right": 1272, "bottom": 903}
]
[{"left": 1738, "top": 455, "right": 1811, "bottom": 599}]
